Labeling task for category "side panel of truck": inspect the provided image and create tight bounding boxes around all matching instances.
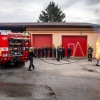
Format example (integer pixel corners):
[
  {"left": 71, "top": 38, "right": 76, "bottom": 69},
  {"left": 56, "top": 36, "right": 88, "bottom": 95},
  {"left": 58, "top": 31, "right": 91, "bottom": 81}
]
[{"left": 0, "top": 32, "right": 30, "bottom": 66}]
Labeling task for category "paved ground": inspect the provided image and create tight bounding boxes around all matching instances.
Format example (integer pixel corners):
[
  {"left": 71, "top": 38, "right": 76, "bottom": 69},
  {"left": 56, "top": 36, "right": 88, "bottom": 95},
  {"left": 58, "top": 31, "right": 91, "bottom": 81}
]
[{"left": 0, "top": 58, "right": 100, "bottom": 100}]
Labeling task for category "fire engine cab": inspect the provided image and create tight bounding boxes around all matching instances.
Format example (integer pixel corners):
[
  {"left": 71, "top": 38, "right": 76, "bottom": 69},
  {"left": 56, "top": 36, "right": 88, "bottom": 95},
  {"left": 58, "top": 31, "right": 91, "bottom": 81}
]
[{"left": 0, "top": 30, "right": 30, "bottom": 67}]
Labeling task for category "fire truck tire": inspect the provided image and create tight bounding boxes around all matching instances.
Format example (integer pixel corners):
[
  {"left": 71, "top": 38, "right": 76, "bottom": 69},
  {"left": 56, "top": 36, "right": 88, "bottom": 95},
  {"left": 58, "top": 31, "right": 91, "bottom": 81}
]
[{"left": 0, "top": 65, "right": 6, "bottom": 69}]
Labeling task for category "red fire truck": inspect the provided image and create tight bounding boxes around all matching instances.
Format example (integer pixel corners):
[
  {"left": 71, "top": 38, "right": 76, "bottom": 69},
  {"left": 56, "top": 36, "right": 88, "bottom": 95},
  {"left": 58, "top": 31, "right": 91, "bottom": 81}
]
[{"left": 0, "top": 31, "right": 31, "bottom": 67}]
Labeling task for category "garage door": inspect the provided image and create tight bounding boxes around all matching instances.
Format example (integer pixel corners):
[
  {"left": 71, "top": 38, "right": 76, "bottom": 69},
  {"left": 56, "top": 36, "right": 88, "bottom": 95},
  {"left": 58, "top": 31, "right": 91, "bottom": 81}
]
[
  {"left": 62, "top": 36, "right": 87, "bottom": 57},
  {"left": 33, "top": 34, "right": 52, "bottom": 57}
]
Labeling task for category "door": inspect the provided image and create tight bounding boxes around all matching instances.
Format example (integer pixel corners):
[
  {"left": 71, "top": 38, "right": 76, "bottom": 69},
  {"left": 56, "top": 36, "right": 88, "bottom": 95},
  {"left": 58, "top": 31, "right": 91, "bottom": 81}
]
[
  {"left": 33, "top": 34, "right": 52, "bottom": 57},
  {"left": 62, "top": 36, "right": 87, "bottom": 57}
]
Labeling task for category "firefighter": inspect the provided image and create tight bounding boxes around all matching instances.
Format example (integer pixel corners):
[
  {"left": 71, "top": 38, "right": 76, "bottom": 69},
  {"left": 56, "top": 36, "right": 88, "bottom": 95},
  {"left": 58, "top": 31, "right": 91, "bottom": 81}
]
[
  {"left": 28, "top": 47, "right": 36, "bottom": 71},
  {"left": 38, "top": 46, "right": 41, "bottom": 58},
  {"left": 59, "top": 46, "right": 63, "bottom": 60},
  {"left": 42, "top": 46, "right": 44, "bottom": 58},
  {"left": 54, "top": 47, "right": 56, "bottom": 58},
  {"left": 67, "top": 46, "right": 71, "bottom": 58},
  {"left": 62, "top": 47, "right": 65, "bottom": 58},
  {"left": 57, "top": 46, "right": 60, "bottom": 61},
  {"left": 50, "top": 46, "right": 52, "bottom": 57},
  {"left": 45, "top": 45, "right": 49, "bottom": 58},
  {"left": 88, "top": 45, "right": 94, "bottom": 61}
]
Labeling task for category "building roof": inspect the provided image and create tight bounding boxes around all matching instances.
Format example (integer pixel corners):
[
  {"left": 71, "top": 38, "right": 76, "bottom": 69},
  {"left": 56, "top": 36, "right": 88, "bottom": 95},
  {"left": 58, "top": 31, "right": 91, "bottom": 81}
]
[{"left": 0, "top": 22, "right": 100, "bottom": 28}]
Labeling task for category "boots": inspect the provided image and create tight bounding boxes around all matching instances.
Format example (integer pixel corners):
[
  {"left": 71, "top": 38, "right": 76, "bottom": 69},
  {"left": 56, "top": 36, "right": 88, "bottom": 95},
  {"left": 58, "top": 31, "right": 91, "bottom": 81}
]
[
  {"left": 32, "top": 64, "right": 35, "bottom": 69},
  {"left": 96, "top": 59, "right": 99, "bottom": 66}
]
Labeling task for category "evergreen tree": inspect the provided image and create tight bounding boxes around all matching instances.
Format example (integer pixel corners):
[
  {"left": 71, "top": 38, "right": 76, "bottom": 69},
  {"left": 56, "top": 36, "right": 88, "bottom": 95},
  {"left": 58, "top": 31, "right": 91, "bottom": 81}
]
[{"left": 37, "top": 1, "right": 65, "bottom": 22}]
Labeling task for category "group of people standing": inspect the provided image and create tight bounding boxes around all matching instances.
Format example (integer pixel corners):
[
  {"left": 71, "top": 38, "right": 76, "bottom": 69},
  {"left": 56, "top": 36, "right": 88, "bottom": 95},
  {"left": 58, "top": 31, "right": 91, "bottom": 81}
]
[
  {"left": 28, "top": 44, "right": 98, "bottom": 71},
  {"left": 28, "top": 46, "right": 72, "bottom": 71},
  {"left": 34, "top": 46, "right": 51, "bottom": 58},
  {"left": 33, "top": 45, "right": 72, "bottom": 59},
  {"left": 56, "top": 46, "right": 71, "bottom": 61}
]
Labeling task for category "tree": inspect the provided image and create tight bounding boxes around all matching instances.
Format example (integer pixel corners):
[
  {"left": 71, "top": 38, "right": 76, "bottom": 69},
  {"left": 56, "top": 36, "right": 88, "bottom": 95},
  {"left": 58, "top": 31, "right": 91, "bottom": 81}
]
[{"left": 37, "top": 1, "right": 66, "bottom": 22}]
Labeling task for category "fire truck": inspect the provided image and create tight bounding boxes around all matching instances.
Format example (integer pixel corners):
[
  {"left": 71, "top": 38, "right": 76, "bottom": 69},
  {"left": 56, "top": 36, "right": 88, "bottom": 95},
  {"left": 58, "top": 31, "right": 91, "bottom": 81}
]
[{"left": 0, "top": 30, "right": 31, "bottom": 67}]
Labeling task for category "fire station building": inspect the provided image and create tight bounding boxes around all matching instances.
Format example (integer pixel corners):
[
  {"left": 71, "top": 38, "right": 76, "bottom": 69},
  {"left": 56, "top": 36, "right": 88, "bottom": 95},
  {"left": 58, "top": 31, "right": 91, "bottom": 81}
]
[{"left": 0, "top": 22, "right": 100, "bottom": 57}]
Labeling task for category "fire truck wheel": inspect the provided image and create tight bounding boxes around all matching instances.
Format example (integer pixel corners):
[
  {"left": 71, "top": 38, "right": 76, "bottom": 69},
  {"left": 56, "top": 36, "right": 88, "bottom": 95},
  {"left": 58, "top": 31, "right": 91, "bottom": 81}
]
[{"left": 0, "top": 65, "right": 6, "bottom": 69}]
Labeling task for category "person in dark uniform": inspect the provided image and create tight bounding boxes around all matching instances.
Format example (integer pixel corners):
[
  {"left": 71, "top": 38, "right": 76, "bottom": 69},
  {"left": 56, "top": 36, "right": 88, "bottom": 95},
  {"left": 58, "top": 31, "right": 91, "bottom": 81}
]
[
  {"left": 67, "top": 46, "right": 71, "bottom": 58},
  {"left": 54, "top": 47, "right": 56, "bottom": 58},
  {"left": 88, "top": 45, "right": 94, "bottom": 61},
  {"left": 62, "top": 47, "right": 65, "bottom": 58},
  {"left": 34, "top": 47, "right": 37, "bottom": 57},
  {"left": 45, "top": 45, "right": 49, "bottom": 58},
  {"left": 42, "top": 46, "right": 44, "bottom": 58},
  {"left": 57, "top": 46, "right": 60, "bottom": 61},
  {"left": 38, "top": 46, "right": 41, "bottom": 58},
  {"left": 59, "top": 46, "right": 63, "bottom": 60},
  {"left": 50, "top": 46, "right": 52, "bottom": 57},
  {"left": 28, "top": 47, "right": 36, "bottom": 71}
]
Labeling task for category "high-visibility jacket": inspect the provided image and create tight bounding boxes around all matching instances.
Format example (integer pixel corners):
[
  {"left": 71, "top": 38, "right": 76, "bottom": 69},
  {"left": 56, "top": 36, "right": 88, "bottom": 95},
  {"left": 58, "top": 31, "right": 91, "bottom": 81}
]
[
  {"left": 88, "top": 47, "right": 93, "bottom": 54},
  {"left": 29, "top": 49, "right": 36, "bottom": 58}
]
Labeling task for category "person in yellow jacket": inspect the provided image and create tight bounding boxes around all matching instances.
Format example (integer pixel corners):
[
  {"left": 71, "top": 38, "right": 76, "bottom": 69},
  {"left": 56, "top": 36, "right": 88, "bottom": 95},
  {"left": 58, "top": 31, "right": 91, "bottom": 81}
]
[
  {"left": 28, "top": 47, "right": 36, "bottom": 71},
  {"left": 88, "top": 45, "right": 94, "bottom": 61}
]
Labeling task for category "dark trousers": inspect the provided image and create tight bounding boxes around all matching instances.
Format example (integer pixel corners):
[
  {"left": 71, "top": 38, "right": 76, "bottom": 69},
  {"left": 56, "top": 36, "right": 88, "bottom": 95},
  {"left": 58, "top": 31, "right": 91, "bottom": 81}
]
[
  {"left": 57, "top": 53, "right": 60, "bottom": 61},
  {"left": 62, "top": 52, "right": 64, "bottom": 58},
  {"left": 28, "top": 57, "right": 34, "bottom": 70},
  {"left": 60, "top": 52, "right": 62, "bottom": 59},
  {"left": 54, "top": 52, "right": 56, "bottom": 58},
  {"left": 42, "top": 52, "right": 44, "bottom": 57},
  {"left": 46, "top": 52, "right": 48, "bottom": 58},
  {"left": 38, "top": 52, "right": 40, "bottom": 58},
  {"left": 67, "top": 52, "right": 71, "bottom": 58},
  {"left": 57, "top": 56, "right": 60, "bottom": 61},
  {"left": 88, "top": 54, "right": 92, "bottom": 61},
  {"left": 34, "top": 51, "right": 36, "bottom": 55},
  {"left": 50, "top": 52, "right": 52, "bottom": 57}
]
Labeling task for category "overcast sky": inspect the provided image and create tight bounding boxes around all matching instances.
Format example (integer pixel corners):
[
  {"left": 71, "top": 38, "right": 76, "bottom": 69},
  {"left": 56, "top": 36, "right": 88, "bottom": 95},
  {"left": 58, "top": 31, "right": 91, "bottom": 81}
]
[{"left": 0, "top": 0, "right": 100, "bottom": 24}]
